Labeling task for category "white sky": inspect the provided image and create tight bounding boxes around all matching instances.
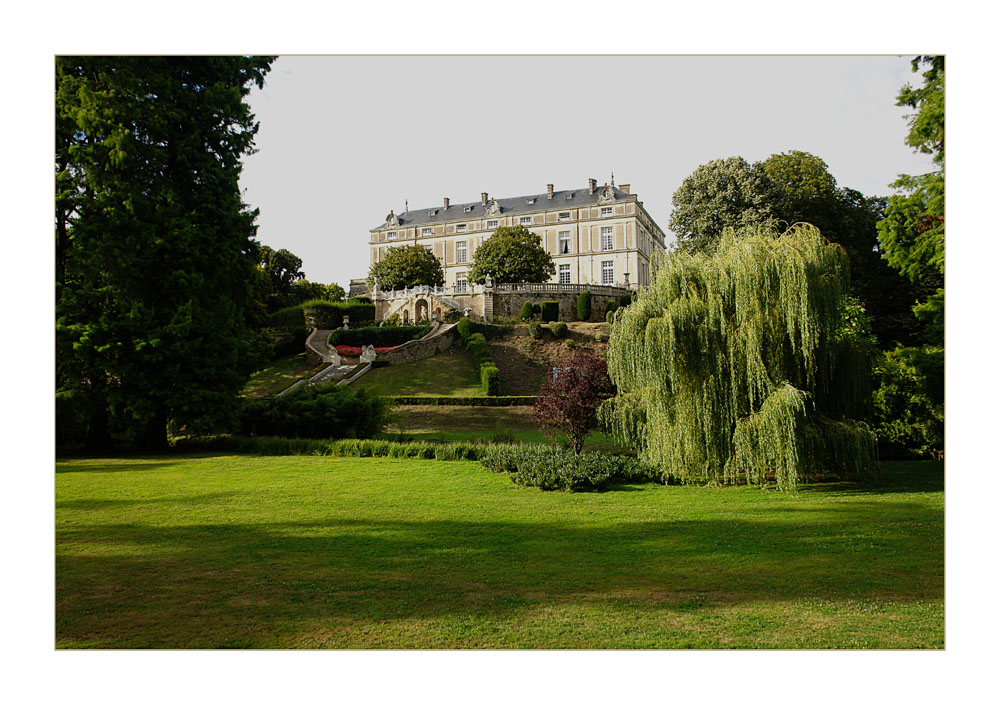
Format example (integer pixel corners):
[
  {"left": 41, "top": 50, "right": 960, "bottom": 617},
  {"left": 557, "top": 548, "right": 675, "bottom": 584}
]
[{"left": 240, "top": 55, "right": 937, "bottom": 287}]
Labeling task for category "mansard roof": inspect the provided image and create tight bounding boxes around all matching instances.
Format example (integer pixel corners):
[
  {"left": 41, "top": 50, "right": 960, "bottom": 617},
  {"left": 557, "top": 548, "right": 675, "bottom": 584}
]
[{"left": 371, "top": 184, "right": 635, "bottom": 231}]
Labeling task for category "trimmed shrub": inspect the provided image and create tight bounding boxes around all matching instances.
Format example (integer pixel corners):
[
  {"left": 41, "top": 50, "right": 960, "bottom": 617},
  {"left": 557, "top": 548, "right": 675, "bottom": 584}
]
[
  {"left": 520, "top": 300, "right": 534, "bottom": 320},
  {"left": 618, "top": 293, "right": 633, "bottom": 308},
  {"left": 532, "top": 303, "right": 542, "bottom": 315},
  {"left": 301, "top": 300, "right": 375, "bottom": 328},
  {"left": 382, "top": 313, "right": 401, "bottom": 327},
  {"left": 481, "top": 364, "right": 501, "bottom": 396},
  {"left": 605, "top": 300, "right": 618, "bottom": 323},
  {"left": 468, "top": 321, "right": 512, "bottom": 339},
  {"left": 240, "top": 384, "right": 391, "bottom": 439},
  {"left": 564, "top": 339, "right": 577, "bottom": 349},
  {"left": 329, "top": 325, "right": 430, "bottom": 348},
  {"left": 529, "top": 322, "right": 543, "bottom": 339},
  {"left": 479, "top": 445, "right": 659, "bottom": 491},
  {"left": 577, "top": 291, "right": 592, "bottom": 321},
  {"left": 549, "top": 321, "right": 568, "bottom": 339},
  {"left": 387, "top": 396, "right": 536, "bottom": 406},
  {"left": 456, "top": 316, "right": 472, "bottom": 340},
  {"left": 268, "top": 326, "right": 309, "bottom": 360},
  {"left": 541, "top": 301, "right": 559, "bottom": 322},
  {"left": 266, "top": 305, "right": 306, "bottom": 328},
  {"left": 177, "top": 435, "right": 488, "bottom": 461},
  {"left": 443, "top": 309, "right": 463, "bottom": 323}
]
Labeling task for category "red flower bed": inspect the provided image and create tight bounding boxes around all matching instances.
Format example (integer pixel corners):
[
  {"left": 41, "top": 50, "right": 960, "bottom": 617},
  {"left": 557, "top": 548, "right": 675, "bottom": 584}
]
[{"left": 335, "top": 345, "right": 398, "bottom": 357}]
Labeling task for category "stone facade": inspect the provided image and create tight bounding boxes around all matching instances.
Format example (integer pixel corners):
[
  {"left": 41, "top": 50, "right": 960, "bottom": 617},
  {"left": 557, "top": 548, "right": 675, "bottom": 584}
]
[{"left": 368, "top": 178, "right": 668, "bottom": 293}]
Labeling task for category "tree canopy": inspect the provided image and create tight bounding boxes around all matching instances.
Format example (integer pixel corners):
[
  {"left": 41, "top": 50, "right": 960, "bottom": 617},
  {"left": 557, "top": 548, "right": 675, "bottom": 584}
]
[
  {"left": 56, "top": 56, "right": 274, "bottom": 449},
  {"left": 467, "top": 225, "right": 555, "bottom": 284},
  {"left": 532, "top": 350, "right": 616, "bottom": 454},
  {"left": 668, "top": 157, "right": 779, "bottom": 252},
  {"left": 600, "top": 224, "right": 877, "bottom": 491},
  {"left": 368, "top": 244, "right": 445, "bottom": 290},
  {"left": 876, "top": 56, "right": 944, "bottom": 345}
]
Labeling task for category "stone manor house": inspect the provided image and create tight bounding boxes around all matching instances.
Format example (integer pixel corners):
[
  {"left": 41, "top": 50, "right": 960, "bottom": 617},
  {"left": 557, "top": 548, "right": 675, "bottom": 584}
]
[{"left": 361, "top": 178, "right": 669, "bottom": 323}]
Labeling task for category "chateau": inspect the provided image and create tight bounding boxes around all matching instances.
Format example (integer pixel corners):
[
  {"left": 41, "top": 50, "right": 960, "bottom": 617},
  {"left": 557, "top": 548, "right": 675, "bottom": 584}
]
[{"left": 369, "top": 178, "right": 668, "bottom": 293}]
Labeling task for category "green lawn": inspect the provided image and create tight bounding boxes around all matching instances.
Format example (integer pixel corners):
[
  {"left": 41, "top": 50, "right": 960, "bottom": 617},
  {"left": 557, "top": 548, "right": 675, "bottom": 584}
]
[
  {"left": 242, "top": 353, "right": 324, "bottom": 397},
  {"left": 354, "top": 347, "right": 483, "bottom": 397},
  {"left": 56, "top": 455, "right": 943, "bottom": 648},
  {"left": 383, "top": 405, "right": 625, "bottom": 453}
]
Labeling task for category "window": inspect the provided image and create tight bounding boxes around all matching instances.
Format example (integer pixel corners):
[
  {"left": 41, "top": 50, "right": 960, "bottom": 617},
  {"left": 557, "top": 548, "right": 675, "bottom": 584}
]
[
  {"left": 456, "top": 224, "right": 467, "bottom": 233},
  {"left": 455, "top": 272, "right": 468, "bottom": 293},
  {"left": 421, "top": 228, "right": 432, "bottom": 236},
  {"left": 486, "top": 219, "right": 498, "bottom": 229},
  {"left": 558, "top": 231, "right": 571, "bottom": 254},
  {"left": 387, "top": 231, "right": 397, "bottom": 240},
  {"left": 559, "top": 264, "right": 571, "bottom": 284},
  {"left": 602, "top": 261, "right": 614, "bottom": 285},
  {"left": 519, "top": 216, "right": 532, "bottom": 225},
  {"left": 558, "top": 212, "right": 571, "bottom": 221},
  {"left": 526, "top": 198, "right": 535, "bottom": 204},
  {"left": 456, "top": 240, "right": 468, "bottom": 264},
  {"left": 564, "top": 193, "right": 573, "bottom": 200},
  {"left": 601, "top": 226, "right": 614, "bottom": 251},
  {"left": 601, "top": 207, "right": 613, "bottom": 217},
  {"left": 464, "top": 206, "right": 473, "bottom": 212}
]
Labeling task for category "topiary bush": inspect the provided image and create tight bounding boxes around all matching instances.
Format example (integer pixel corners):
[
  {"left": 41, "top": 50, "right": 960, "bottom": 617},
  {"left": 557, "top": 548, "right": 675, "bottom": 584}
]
[
  {"left": 481, "top": 364, "right": 501, "bottom": 396},
  {"left": 549, "top": 321, "right": 568, "bottom": 338},
  {"left": 605, "top": 300, "right": 618, "bottom": 323},
  {"left": 618, "top": 293, "right": 633, "bottom": 308},
  {"left": 541, "top": 301, "right": 559, "bottom": 322},
  {"left": 529, "top": 322, "right": 543, "bottom": 339},
  {"left": 456, "top": 316, "right": 472, "bottom": 340},
  {"left": 532, "top": 303, "right": 542, "bottom": 315},
  {"left": 564, "top": 338, "right": 577, "bottom": 349},
  {"left": 577, "top": 291, "right": 592, "bottom": 321},
  {"left": 520, "top": 300, "right": 534, "bottom": 320}
]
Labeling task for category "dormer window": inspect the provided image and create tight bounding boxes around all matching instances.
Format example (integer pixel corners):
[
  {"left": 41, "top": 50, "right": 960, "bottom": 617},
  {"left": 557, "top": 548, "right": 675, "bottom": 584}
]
[
  {"left": 526, "top": 198, "right": 535, "bottom": 204},
  {"left": 464, "top": 206, "right": 473, "bottom": 212},
  {"left": 564, "top": 193, "right": 573, "bottom": 200},
  {"left": 429, "top": 210, "right": 437, "bottom": 216}
]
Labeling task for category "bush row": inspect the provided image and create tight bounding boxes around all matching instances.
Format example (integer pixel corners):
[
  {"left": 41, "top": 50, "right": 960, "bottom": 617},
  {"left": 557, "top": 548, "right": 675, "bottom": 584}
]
[
  {"left": 386, "top": 395, "right": 536, "bottom": 406},
  {"left": 301, "top": 300, "right": 376, "bottom": 328},
  {"left": 479, "top": 444, "right": 660, "bottom": 491},
  {"left": 240, "top": 384, "right": 390, "bottom": 439},
  {"left": 458, "top": 325, "right": 503, "bottom": 396},
  {"left": 329, "top": 325, "right": 430, "bottom": 347},
  {"left": 176, "top": 435, "right": 518, "bottom": 461},
  {"left": 267, "top": 326, "right": 309, "bottom": 360}
]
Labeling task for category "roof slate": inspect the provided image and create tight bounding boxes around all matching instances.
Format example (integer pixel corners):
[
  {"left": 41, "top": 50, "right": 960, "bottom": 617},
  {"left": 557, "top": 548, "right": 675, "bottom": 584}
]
[{"left": 371, "top": 185, "right": 635, "bottom": 231}]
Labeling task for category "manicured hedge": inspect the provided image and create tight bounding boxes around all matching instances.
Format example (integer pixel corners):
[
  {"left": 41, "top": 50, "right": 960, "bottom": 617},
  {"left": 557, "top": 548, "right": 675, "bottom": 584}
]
[
  {"left": 240, "top": 383, "right": 390, "bottom": 439},
  {"left": 178, "top": 435, "right": 490, "bottom": 461},
  {"left": 458, "top": 326, "right": 504, "bottom": 396},
  {"left": 541, "top": 301, "right": 559, "bottom": 322},
  {"left": 520, "top": 300, "right": 534, "bottom": 320},
  {"left": 266, "top": 305, "right": 306, "bottom": 328},
  {"left": 468, "top": 321, "right": 512, "bottom": 339},
  {"left": 529, "top": 322, "right": 543, "bottom": 339},
  {"left": 480, "top": 364, "right": 501, "bottom": 396},
  {"left": 268, "top": 326, "right": 309, "bottom": 360},
  {"left": 456, "top": 317, "right": 471, "bottom": 339},
  {"left": 386, "top": 396, "right": 537, "bottom": 406},
  {"left": 549, "top": 321, "right": 568, "bottom": 338},
  {"left": 300, "top": 299, "right": 375, "bottom": 328},
  {"left": 329, "top": 325, "right": 430, "bottom": 347}
]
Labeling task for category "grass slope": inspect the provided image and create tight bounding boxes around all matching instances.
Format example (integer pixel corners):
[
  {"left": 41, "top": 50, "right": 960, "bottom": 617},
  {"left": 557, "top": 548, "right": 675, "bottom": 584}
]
[
  {"left": 56, "top": 455, "right": 943, "bottom": 649},
  {"left": 242, "top": 353, "right": 324, "bottom": 397},
  {"left": 353, "top": 347, "right": 483, "bottom": 397}
]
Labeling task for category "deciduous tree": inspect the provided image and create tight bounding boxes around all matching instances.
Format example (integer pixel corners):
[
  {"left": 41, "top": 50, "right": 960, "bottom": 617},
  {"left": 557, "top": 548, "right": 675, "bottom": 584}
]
[
  {"left": 468, "top": 225, "right": 555, "bottom": 284},
  {"left": 368, "top": 244, "right": 445, "bottom": 290},
  {"left": 533, "top": 350, "right": 616, "bottom": 454}
]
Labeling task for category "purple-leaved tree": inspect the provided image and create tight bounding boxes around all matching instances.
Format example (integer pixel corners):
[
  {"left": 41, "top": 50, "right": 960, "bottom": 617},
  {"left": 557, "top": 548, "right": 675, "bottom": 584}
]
[{"left": 532, "top": 350, "right": 616, "bottom": 454}]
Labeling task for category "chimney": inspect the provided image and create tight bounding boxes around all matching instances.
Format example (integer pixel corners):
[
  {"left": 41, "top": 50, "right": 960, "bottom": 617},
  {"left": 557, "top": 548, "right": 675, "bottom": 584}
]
[
  {"left": 443, "top": 197, "right": 450, "bottom": 209},
  {"left": 481, "top": 192, "right": 488, "bottom": 205},
  {"left": 546, "top": 184, "right": 554, "bottom": 199},
  {"left": 588, "top": 178, "right": 597, "bottom": 194},
  {"left": 619, "top": 184, "right": 630, "bottom": 195}
]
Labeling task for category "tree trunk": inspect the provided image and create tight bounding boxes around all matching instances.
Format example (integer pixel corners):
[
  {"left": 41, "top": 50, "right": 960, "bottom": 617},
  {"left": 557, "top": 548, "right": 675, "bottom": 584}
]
[
  {"left": 83, "top": 386, "right": 112, "bottom": 452},
  {"left": 138, "top": 410, "right": 169, "bottom": 452}
]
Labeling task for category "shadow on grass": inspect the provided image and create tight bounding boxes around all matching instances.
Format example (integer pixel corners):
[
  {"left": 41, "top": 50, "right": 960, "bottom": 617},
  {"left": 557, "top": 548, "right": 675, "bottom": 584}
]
[
  {"left": 800, "top": 460, "right": 944, "bottom": 496},
  {"left": 56, "top": 493, "right": 943, "bottom": 646},
  {"left": 55, "top": 461, "right": 182, "bottom": 474}
]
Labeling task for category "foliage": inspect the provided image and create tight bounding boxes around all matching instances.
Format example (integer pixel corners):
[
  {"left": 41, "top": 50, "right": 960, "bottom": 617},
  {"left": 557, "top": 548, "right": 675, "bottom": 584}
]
[
  {"left": 605, "top": 299, "right": 618, "bottom": 320},
  {"left": 268, "top": 327, "right": 309, "bottom": 360},
  {"left": 529, "top": 322, "right": 543, "bottom": 339},
  {"left": 532, "top": 304, "right": 542, "bottom": 315},
  {"left": 564, "top": 339, "right": 577, "bottom": 349},
  {"left": 456, "top": 317, "right": 472, "bottom": 340},
  {"left": 468, "top": 226, "right": 555, "bottom": 284},
  {"left": 260, "top": 245, "right": 305, "bottom": 294},
  {"left": 541, "top": 301, "right": 559, "bottom": 322},
  {"left": 329, "top": 325, "right": 430, "bottom": 348},
  {"left": 385, "top": 396, "right": 537, "bottom": 406},
  {"left": 872, "top": 345, "right": 944, "bottom": 458},
  {"left": 479, "top": 444, "right": 656, "bottom": 491},
  {"left": 668, "top": 157, "right": 779, "bottom": 252},
  {"left": 55, "top": 56, "right": 275, "bottom": 450},
  {"left": 178, "top": 434, "right": 487, "bottom": 461},
  {"left": 577, "top": 291, "right": 592, "bottom": 321},
  {"left": 266, "top": 305, "right": 307, "bottom": 329},
  {"left": 240, "top": 384, "right": 391, "bottom": 440},
  {"left": 520, "top": 300, "right": 535, "bottom": 320},
  {"left": 877, "top": 56, "right": 945, "bottom": 347},
  {"left": 300, "top": 300, "right": 375, "bottom": 328},
  {"left": 601, "top": 224, "right": 877, "bottom": 490},
  {"left": 618, "top": 293, "right": 633, "bottom": 308},
  {"left": 533, "top": 350, "right": 616, "bottom": 454},
  {"left": 481, "top": 364, "right": 502, "bottom": 396},
  {"left": 368, "top": 244, "right": 445, "bottom": 290},
  {"left": 549, "top": 321, "right": 568, "bottom": 338}
]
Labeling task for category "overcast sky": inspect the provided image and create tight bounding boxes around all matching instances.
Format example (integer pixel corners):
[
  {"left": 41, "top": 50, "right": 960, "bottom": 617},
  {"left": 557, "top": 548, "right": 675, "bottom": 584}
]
[{"left": 239, "top": 55, "right": 937, "bottom": 287}]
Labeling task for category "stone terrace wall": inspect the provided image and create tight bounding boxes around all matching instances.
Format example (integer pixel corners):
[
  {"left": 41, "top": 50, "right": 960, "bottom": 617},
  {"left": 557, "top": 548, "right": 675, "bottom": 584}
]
[
  {"left": 375, "top": 324, "right": 459, "bottom": 365},
  {"left": 492, "top": 291, "right": 622, "bottom": 322}
]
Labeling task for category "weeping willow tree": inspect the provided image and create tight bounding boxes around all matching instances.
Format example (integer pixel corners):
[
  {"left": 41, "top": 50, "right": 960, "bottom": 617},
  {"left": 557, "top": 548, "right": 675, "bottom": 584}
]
[{"left": 600, "top": 224, "right": 877, "bottom": 491}]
